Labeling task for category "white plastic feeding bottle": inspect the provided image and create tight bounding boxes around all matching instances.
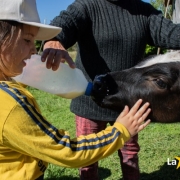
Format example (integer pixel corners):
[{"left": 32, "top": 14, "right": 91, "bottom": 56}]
[{"left": 13, "top": 54, "right": 93, "bottom": 99}]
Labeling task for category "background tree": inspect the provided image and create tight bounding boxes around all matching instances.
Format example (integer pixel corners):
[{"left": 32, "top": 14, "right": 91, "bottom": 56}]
[
  {"left": 35, "top": 40, "right": 43, "bottom": 54},
  {"left": 150, "top": 0, "right": 173, "bottom": 19}
]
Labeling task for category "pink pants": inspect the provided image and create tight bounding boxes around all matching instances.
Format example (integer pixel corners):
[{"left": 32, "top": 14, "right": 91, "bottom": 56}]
[{"left": 76, "top": 115, "right": 140, "bottom": 180}]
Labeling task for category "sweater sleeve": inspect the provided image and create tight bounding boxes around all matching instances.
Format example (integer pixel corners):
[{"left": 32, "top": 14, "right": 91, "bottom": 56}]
[
  {"left": 148, "top": 6, "right": 180, "bottom": 49},
  {"left": 50, "top": 0, "right": 90, "bottom": 49},
  {"left": 2, "top": 103, "right": 130, "bottom": 168}
]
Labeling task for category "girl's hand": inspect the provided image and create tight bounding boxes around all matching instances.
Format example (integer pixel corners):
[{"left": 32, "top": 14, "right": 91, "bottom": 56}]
[{"left": 116, "top": 99, "right": 151, "bottom": 136}]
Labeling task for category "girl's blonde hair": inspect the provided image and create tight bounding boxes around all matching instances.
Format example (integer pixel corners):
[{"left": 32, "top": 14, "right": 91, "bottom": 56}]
[{"left": 0, "top": 20, "right": 22, "bottom": 78}]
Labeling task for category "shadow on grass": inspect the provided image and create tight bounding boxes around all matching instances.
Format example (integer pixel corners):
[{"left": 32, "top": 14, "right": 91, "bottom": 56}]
[
  {"left": 140, "top": 161, "right": 180, "bottom": 180},
  {"left": 45, "top": 162, "right": 180, "bottom": 180},
  {"left": 45, "top": 167, "right": 111, "bottom": 180},
  {"left": 45, "top": 177, "right": 79, "bottom": 180},
  {"left": 99, "top": 167, "right": 111, "bottom": 179},
  {"left": 117, "top": 161, "right": 180, "bottom": 180}
]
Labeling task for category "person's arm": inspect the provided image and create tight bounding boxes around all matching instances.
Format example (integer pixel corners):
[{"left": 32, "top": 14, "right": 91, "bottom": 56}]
[
  {"left": 42, "top": 0, "right": 89, "bottom": 70},
  {"left": 2, "top": 97, "right": 150, "bottom": 168},
  {"left": 148, "top": 5, "right": 180, "bottom": 49}
]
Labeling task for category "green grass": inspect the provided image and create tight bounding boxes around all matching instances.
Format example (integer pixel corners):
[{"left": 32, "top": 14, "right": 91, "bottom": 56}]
[{"left": 28, "top": 87, "right": 180, "bottom": 180}]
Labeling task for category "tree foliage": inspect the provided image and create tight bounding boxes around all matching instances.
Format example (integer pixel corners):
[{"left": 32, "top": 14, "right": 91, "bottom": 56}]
[
  {"left": 35, "top": 40, "right": 43, "bottom": 54},
  {"left": 150, "top": 0, "right": 173, "bottom": 19}
]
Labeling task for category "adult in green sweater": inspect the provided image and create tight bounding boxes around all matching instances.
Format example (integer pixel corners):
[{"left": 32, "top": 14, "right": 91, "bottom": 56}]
[{"left": 43, "top": 0, "right": 180, "bottom": 179}]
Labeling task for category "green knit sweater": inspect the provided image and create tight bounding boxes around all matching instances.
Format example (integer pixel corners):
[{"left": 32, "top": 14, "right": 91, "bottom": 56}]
[{"left": 50, "top": 0, "right": 180, "bottom": 121}]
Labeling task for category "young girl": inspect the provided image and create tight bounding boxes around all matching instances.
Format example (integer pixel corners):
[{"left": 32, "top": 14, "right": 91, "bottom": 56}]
[{"left": 0, "top": 0, "right": 151, "bottom": 179}]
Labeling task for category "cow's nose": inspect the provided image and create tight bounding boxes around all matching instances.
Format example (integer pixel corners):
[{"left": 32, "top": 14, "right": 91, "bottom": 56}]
[
  {"left": 91, "top": 73, "right": 118, "bottom": 104},
  {"left": 91, "top": 74, "right": 109, "bottom": 104},
  {"left": 93, "top": 74, "right": 109, "bottom": 94}
]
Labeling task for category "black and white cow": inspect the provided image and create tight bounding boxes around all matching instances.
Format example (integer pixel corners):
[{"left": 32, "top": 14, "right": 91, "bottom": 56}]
[{"left": 92, "top": 51, "right": 180, "bottom": 123}]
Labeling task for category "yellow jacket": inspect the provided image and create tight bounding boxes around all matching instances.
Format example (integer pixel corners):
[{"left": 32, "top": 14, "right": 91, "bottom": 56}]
[{"left": 0, "top": 81, "right": 130, "bottom": 180}]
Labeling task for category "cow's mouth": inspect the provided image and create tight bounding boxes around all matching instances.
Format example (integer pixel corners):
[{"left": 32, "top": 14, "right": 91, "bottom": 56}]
[{"left": 91, "top": 73, "right": 118, "bottom": 105}]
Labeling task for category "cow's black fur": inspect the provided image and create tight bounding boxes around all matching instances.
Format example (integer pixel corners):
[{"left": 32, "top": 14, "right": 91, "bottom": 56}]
[{"left": 91, "top": 51, "right": 180, "bottom": 123}]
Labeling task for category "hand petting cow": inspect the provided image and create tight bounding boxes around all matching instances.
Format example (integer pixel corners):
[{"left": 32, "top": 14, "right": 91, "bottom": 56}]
[{"left": 91, "top": 51, "right": 180, "bottom": 123}]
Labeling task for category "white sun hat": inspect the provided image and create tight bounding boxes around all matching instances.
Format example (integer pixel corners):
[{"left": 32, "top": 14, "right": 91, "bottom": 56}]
[{"left": 0, "top": 0, "right": 61, "bottom": 40}]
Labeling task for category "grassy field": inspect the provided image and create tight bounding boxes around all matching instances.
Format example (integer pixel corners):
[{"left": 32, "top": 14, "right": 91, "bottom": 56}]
[{"left": 28, "top": 87, "right": 180, "bottom": 180}]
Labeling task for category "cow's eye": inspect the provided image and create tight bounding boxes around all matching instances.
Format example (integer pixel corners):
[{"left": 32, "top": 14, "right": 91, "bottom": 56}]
[{"left": 154, "top": 79, "right": 167, "bottom": 89}]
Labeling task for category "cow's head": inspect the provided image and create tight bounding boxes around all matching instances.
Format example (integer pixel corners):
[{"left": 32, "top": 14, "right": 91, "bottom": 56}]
[{"left": 91, "top": 51, "right": 180, "bottom": 123}]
